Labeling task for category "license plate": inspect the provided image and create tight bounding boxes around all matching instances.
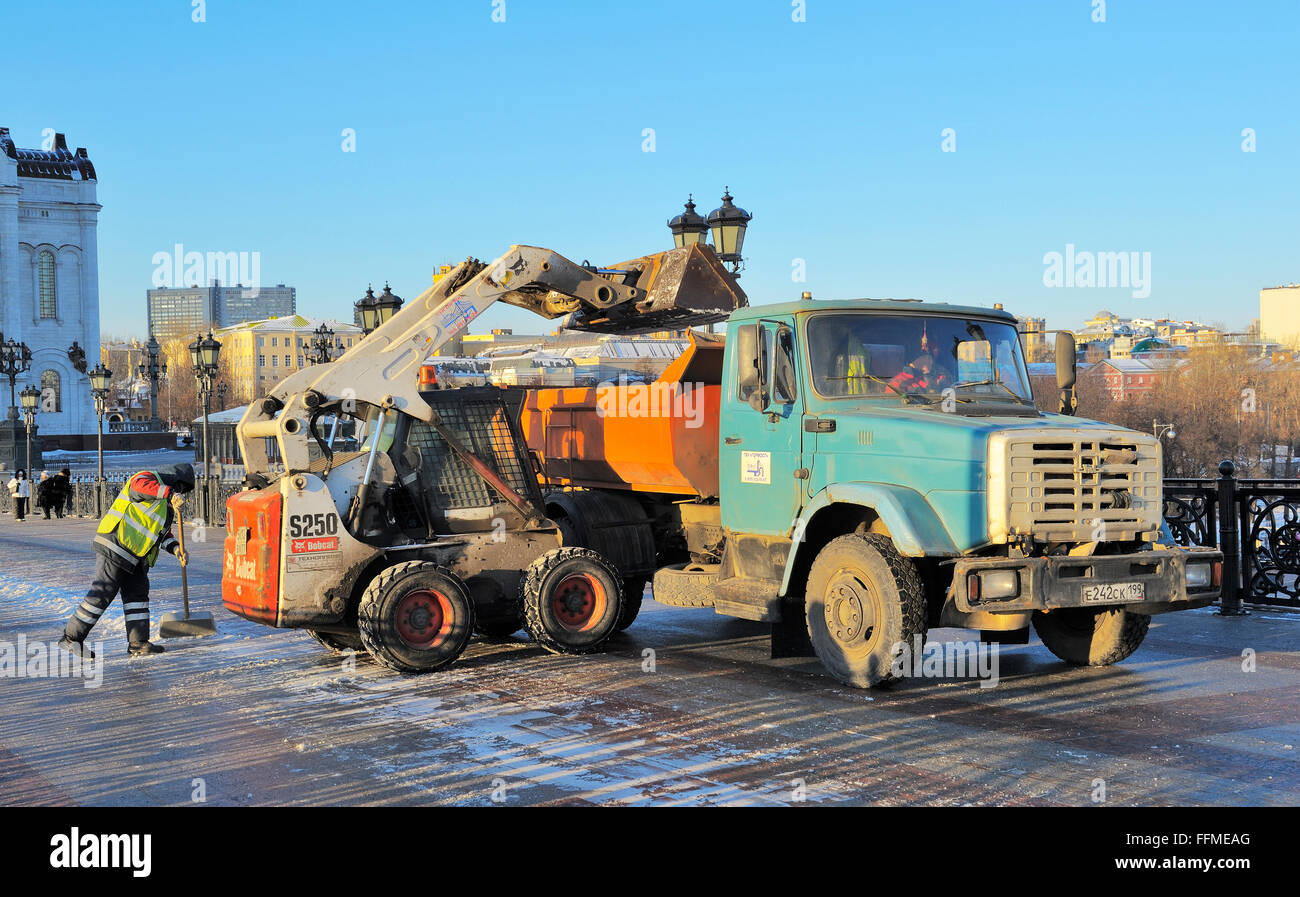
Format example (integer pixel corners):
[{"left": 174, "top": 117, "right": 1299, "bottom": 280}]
[{"left": 1081, "top": 581, "right": 1145, "bottom": 604}]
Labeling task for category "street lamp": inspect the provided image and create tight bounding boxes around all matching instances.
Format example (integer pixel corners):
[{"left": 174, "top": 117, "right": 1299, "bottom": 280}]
[
  {"left": 309, "top": 323, "right": 336, "bottom": 365},
  {"left": 136, "top": 331, "right": 167, "bottom": 430},
  {"left": 668, "top": 195, "right": 709, "bottom": 249},
  {"left": 216, "top": 381, "right": 229, "bottom": 410},
  {"left": 1153, "top": 420, "right": 1176, "bottom": 441},
  {"left": 356, "top": 285, "right": 379, "bottom": 335},
  {"left": 0, "top": 333, "right": 33, "bottom": 422},
  {"left": 19, "top": 384, "right": 40, "bottom": 472},
  {"left": 375, "top": 283, "right": 403, "bottom": 327},
  {"left": 189, "top": 330, "right": 222, "bottom": 520},
  {"left": 706, "top": 187, "right": 752, "bottom": 275},
  {"left": 89, "top": 364, "right": 112, "bottom": 514}
]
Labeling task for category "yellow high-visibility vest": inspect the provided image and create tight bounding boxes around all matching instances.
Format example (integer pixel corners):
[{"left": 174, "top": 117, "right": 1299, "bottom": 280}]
[{"left": 96, "top": 473, "right": 169, "bottom": 567}]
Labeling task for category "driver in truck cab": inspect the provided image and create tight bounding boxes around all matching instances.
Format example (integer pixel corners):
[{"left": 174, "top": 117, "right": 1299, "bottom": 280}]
[{"left": 887, "top": 352, "right": 951, "bottom": 396}]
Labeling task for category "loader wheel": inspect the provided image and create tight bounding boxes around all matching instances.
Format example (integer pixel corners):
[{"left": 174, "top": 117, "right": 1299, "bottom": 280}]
[
  {"left": 521, "top": 547, "right": 623, "bottom": 654},
  {"left": 357, "top": 561, "right": 475, "bottom": 673},
  {"left": 1032, "top": 607, "right": 1150, "bottom": 666},
  {"left": 805, "top": 534, "right": 926, "bottom": 689},
  {"left": 616, "top": 578, "right": 647, "bottom": 632},
  {"left": 306, "top": 628, "right": 364, "bottom": 655}
]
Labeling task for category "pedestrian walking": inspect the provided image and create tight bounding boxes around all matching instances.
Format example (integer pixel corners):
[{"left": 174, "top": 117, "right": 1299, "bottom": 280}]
[
  {"left": 51, "top": 468, "right": 71, "bottom": 519},
  {"left": 58, "top": 464, "right": 195, "bottom": 659},
  {"left": 8, "top": 469, "right": 30, "bottom": 521},
  {"left": 36, "top": 470, "right": 56, "bottom": 519}
]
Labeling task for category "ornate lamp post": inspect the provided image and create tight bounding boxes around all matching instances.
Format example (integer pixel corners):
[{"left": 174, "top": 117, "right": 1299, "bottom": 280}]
[
  {"left": 19, "top": 384, "right": 40, "bottom": 471},
  {"left": 1153, "top": 420, "right": 1176, "bottom": 441},
  {"left": 375, "top": 283, "right": 403, "bottom": 328},
  {"left": 309, "top": 322, "right": 336, "bottom": 365},
  {"left": 705, "top": 187, "right": 753, "bottom": 275},
  {"left": 216, "top": 381, "right": 229, "bottom": 411},
  {"left": 356, "top": 286, "right": 379, "bottom": 336},
  {"left": 137, "top": 331, "right": 167, "bottom": 430},
  {"left": 89, "top": 364, "right": 112, "bottom": 514},
  {"left": 0, "top": 334, "right": 33, "bottom": 469},
  {"left": 189, "top": 330, "right": 222, "bottom": 520},
  {"left": 668, "top": 195, "right": 710, "bottom": 249}
]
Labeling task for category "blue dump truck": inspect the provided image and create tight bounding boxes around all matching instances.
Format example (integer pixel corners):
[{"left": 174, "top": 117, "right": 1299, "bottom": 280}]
[{"left": 523, "top": 295, "right": 1225, "bottom": 687}]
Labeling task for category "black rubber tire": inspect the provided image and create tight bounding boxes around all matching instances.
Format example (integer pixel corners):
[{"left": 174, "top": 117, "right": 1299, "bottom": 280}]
[
  {"left": 306, "top": 628, "right": 364, "bottom": 654},
  {"left": 804, "top": 534, "right": 927, "bottom": 688},
  {"left": 1032, "top": 607, "right": 1151, "bottom": 666},
  {"left": 650, "top": 563, "right": 718, "bottom": 607},
  {"left": 616, "top": 578, "right": 646, "bottom": 631},
  {"left": 357, "top": 561, "right": 476, "bottom": 673},
  {"left": 521, "top": 547, "right": 624, "bottom": 655}
]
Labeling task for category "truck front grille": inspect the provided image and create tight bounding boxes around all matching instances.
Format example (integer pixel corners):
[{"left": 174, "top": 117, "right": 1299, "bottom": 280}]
[{"left": 989, "top": 429, "right": 1162, "bottom": 543}]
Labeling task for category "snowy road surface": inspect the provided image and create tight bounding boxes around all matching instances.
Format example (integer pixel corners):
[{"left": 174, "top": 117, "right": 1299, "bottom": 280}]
[{"left": 1, "top": 517, "right": 1297, "bottom": 806}]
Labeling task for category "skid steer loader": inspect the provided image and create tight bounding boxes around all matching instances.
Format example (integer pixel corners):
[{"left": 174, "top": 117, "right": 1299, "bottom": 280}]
[{"left": 221, "top": 243, "right": 746, "bottom": 672}]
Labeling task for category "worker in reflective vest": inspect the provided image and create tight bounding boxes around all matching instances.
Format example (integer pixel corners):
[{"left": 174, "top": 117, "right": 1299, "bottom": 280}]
[{"left": 59, "top": 464, "right": 195, "bottom": 658}]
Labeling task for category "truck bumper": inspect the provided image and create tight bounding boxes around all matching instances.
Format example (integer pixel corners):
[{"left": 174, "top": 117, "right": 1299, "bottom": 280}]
[{"left": 949, "top": 546, "right": 1223, "bottom": 616}]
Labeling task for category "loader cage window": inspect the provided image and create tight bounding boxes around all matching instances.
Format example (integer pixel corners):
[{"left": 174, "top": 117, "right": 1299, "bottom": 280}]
[{"left": 404, "top": 389, "right": 543, "bottom": 513}]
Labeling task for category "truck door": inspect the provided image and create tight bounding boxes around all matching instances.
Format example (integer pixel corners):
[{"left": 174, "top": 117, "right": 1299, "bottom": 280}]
[{"left": 720, "top": 320, "right": 804, "bottom": 536}]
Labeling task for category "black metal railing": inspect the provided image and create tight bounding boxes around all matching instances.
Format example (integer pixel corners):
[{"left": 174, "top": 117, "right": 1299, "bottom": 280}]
[
  {"left": 0, "top": 471, "right": 249, "bottom": 527},
  {"left": 1164, "top": 460, "right": 1300, "bottom": 611}
]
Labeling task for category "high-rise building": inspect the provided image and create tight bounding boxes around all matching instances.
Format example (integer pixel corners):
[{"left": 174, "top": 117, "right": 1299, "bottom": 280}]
[
  {"left": 147, "top": 282, "right": 297, "bottom": 340},
  {"left": 1017, "top": 315, "right": 1047, "bottom": 361},
  {"left": 0, "top": 128, "right": 101, "bottom": 445}
]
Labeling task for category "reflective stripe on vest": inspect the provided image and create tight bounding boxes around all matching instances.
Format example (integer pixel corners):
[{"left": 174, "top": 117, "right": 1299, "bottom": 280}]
[{"left": 96, "top": 473, "right": 168, "bottom": 567}]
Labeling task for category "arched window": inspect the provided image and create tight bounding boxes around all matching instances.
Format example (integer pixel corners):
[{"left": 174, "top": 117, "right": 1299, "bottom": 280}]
[
  {"left": 40, "top": 370, "right": 61, "bottom": 412},
  {"left": 38, "top": 251, "right": 57, "bottom": 319}
]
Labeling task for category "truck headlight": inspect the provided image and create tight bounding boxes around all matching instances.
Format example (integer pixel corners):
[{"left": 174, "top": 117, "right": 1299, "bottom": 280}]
[
  {"left": 968, "top": 569, "right": 1019, "bottom": 601},
  {"left": 1186, "top": 563, "right": 1211, "bottom": 589}
]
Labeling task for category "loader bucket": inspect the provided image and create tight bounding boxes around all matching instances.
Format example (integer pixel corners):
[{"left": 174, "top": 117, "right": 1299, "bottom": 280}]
[{"left": 518, "top": 243, "right": 748, "bottom": 334}]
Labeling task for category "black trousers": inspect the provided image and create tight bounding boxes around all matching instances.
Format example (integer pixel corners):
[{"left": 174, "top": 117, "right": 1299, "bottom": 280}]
[
  {"left": 64, "top": 553, "right": 151, "bottom": 645},
  {"left": 13, "top": 497, "right": 27, "bottom": 520}
]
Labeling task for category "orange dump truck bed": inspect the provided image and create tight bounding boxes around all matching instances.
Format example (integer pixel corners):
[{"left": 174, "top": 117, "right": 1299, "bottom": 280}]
[{"left": 520, "top": 333, "right": 723, "bottom": 498}]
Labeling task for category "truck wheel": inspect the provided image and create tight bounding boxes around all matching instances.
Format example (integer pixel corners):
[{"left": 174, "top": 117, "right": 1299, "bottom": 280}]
[
  {"left": 1032, "top": 607, "right": 1150, "bottom": 666},
  {"left": 804, "top": 534, "right": 926, "bottom": 688},
  {"left": 357, "top": 561, "right": 476, "bottom": 673},
  {"left": 616, "top": 578, "right": 646, "bottom": 631},
  {"left": 306, "top": 628, "right": 364, "bottom": 654},
  {"left": 521, "top": 547, "right": 623, "bottom": 654}
]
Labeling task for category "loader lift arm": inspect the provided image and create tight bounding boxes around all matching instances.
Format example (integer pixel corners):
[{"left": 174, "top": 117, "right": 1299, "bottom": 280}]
[{"left": 236, "top": 243, "right": 745, "bottom": 478}]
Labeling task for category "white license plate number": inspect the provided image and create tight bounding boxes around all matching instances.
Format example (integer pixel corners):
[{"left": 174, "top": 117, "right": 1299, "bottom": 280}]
[{"left": 1081, "top": 581, "right": 1145, "bottom": 604}]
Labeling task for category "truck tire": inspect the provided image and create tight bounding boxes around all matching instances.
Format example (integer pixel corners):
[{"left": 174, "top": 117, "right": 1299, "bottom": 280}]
[
  {"left": 804, "top": 534, "right": 926, "bottom": 688},
  {"left": 306, "top": 628, "right": 364, "bottom": 654},
  {"left": 521, "top": 547, "right": 624, "bottom": 655},
  {"left": 357, "top": 561, "right": 476, "bottom": 674},
  {"left": 650, "top": 563, "right": 718, "bottom": 607},
  {"left": 616, "top": 578, "right": 647, "bottom": 631},
  {"left": 1032, "top": 607, "right": 1150, "bottom": 666}
]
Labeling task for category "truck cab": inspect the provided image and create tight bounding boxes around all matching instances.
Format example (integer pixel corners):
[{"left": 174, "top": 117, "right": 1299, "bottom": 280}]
[{"left": 526, "top": 295, "right": 1224, "bottom": 687}]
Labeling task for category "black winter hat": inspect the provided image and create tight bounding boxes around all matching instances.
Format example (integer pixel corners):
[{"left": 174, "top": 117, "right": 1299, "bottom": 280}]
[{"left": 157, "top": 463, "right": 196, "bottom": 493}]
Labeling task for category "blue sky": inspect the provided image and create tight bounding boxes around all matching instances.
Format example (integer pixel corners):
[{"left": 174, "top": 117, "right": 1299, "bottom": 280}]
[{"left": 6, "top": 0, "right": 1298, "bottom": 337}]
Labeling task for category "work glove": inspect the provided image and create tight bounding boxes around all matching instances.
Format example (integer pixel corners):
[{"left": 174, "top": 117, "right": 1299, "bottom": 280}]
[
  {"left": 170, "top": 493, "right": 185, "bottom": 513},
  {"left": 175, "top": 546, "right": 189, "bottom": 567}
]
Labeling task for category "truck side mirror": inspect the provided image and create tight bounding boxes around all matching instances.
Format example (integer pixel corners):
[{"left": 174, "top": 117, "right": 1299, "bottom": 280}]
[{"left": 1056, "top": 332, "right": 1077, "bottom": 415}]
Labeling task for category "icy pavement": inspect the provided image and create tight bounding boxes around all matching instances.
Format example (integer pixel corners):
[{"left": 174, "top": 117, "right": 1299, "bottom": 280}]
[{"left": 1, "top": 517, "right": 1298, "bottom": 806}]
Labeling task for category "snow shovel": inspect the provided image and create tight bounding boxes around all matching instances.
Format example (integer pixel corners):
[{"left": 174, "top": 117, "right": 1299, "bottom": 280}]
[{"left": 158, "top": 502, "right": 218, "bottom": 638}]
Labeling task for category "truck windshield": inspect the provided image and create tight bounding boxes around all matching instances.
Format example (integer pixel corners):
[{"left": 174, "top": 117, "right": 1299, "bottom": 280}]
[{"left": 807, "top": 313, "right": 1032, "bottom": 403}]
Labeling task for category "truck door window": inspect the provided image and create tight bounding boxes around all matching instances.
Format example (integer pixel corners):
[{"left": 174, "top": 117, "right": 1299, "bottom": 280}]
[{"left": 770, "top": 324, "right": 797, "bottom": 404}]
